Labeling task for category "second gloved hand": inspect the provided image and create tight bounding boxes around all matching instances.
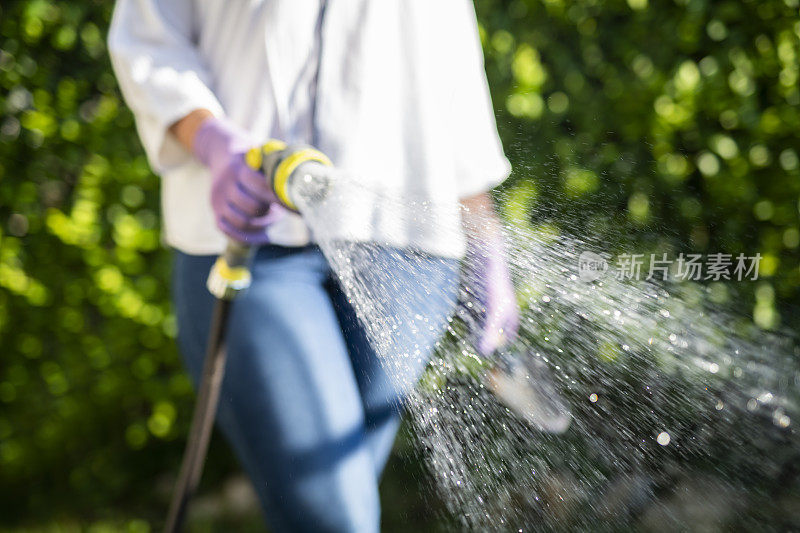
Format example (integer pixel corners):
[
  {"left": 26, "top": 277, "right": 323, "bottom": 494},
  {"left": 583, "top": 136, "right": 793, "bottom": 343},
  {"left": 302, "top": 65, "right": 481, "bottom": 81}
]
[
  {"left": 193, "top": 117, "right": 283, "bottom": 244},
  {"left": 466, "top": 231, "right": 520, "bottom": 357}
]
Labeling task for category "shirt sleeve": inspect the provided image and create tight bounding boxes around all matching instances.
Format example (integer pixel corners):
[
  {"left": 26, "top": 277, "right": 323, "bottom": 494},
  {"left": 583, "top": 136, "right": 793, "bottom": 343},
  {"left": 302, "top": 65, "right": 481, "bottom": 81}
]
[
  {"left": 451, "top": 1, "right": 512, "bottom": 199},
  {"left": 108, "top": 0, "right": 225, "bottom": 174}
]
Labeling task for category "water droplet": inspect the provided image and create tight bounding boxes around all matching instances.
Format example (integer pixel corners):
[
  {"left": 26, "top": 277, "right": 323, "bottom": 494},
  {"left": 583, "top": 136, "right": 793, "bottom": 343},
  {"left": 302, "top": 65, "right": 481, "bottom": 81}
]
[
  {"left": 589, "top": 393, "right": 598, "bottom": 403},
  {"left": 657, "top": 432, "right": 671, "bottom": 446},
  {"left": 775, "top": 413, "right": 791, "bottom": 428}
]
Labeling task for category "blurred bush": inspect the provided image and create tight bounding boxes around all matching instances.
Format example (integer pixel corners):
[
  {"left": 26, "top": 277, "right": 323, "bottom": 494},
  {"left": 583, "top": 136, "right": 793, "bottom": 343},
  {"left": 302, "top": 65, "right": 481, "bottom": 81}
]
[
  {"left": 0, "top": 0, "right": 798, "bottom": 529},
  {"left": 479, "top": 0, "right": 800, "bottom": 327},
  {"left": 0, "top": 0, "right": 191, "bottom": 526}
]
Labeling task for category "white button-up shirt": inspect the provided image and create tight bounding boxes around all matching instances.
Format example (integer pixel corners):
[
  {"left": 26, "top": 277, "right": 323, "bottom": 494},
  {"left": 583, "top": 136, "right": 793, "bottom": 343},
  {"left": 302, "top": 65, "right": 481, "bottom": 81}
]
[{"left": 108, "top": 0, "right": 510, "bottom": 257}]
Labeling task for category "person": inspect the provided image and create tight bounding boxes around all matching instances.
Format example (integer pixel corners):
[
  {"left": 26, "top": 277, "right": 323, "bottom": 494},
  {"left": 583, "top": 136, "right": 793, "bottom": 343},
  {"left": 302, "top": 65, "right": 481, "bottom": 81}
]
[{"left": 108, "top": 1, "right": 519, "bottom": 531}]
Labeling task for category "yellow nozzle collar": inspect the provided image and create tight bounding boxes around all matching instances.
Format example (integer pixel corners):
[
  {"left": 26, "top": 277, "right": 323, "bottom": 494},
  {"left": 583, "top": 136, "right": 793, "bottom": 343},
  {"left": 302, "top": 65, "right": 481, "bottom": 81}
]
[{"left": 273, "top": 148, "right": 332, "bottom": 211}]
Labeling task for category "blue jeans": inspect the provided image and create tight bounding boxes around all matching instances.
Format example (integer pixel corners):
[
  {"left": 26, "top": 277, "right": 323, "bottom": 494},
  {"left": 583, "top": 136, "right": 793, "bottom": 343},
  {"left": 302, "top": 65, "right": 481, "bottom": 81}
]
[{"left": 172, "top": 244, "right": 458, "bottom": 532}]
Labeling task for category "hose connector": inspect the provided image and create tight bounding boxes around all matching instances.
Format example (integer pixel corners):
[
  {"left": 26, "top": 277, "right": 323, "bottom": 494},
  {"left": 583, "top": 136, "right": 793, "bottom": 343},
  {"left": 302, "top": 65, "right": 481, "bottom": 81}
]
[{"left": 206, "top": 241, "right": 254, "bottom": 300}]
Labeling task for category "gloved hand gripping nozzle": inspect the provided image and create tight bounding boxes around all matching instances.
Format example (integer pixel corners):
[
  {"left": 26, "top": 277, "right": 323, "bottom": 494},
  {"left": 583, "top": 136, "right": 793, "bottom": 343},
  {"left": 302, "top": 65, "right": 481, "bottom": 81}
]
[{"left": 206, "top": 141, "right": 333, "bottom": 300}]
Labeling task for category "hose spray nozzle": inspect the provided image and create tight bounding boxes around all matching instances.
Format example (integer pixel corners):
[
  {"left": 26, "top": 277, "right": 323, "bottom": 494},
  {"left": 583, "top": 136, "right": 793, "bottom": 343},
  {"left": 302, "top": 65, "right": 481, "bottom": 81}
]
[
  {"left": 208, "top": 142, "right": 334, "bottom": 300},
  {"left": 245, "top": 141, "right": 334, "bottom": 213}
]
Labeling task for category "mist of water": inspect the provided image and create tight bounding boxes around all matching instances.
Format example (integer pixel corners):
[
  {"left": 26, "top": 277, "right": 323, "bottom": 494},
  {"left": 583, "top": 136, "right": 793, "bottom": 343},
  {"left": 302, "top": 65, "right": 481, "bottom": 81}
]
[{"left": 291, "top": 171, "right": 800, "bottom": 531}]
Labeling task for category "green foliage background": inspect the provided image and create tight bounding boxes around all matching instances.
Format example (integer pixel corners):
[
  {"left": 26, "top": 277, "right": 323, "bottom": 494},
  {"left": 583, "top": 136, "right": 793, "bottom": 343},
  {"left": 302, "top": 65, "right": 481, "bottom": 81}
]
[{"left": 0, "top": 0, "right": 798, "bottom": 530}]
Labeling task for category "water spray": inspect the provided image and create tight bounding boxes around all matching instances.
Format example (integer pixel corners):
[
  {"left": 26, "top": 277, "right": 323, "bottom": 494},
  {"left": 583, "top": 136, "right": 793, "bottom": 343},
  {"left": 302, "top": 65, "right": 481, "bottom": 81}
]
[{"left": 165, "top": 140, "right": 573, "bottom": 531}]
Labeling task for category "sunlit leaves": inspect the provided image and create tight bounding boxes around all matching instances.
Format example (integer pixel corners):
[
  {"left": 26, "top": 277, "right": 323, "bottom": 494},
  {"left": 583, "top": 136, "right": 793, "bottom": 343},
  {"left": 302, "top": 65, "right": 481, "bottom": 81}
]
[
  {"left": 477, "top": 0, "right": 800, "bottom": 326},
  {"left": 0, "top": 0, "right": 183, "bottom": 523}
]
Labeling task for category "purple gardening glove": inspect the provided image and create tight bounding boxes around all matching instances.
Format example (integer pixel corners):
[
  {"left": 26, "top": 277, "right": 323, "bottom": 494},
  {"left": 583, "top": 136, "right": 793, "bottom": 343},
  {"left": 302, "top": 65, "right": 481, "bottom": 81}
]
[
  {"left": 466, "top": 232, "right": 520, "bottom": 356},
  {"left": 192, "top": 117, "right": 283, "bottom": 244}
]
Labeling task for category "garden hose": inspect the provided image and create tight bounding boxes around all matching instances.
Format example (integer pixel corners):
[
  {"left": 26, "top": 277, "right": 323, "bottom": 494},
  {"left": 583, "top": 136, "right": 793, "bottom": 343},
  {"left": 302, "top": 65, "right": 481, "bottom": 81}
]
[{"left": 164, "top": 142, "right": 333, "bottom": 533}]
